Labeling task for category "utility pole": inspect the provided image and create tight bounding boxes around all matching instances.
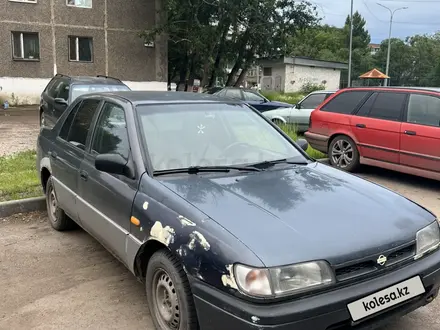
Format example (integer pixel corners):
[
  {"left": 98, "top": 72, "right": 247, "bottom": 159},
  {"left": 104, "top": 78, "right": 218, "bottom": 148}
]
[
  {"left": 377, "top": 3, "right": 408, "bottom": 86},
  {"left": 347, "top": 0, "right": 354, "bottom": 87}
]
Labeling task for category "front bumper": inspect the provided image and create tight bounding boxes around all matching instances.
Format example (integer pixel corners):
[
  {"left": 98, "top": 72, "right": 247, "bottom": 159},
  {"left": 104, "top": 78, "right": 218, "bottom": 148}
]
[
  {"left": 304, "top": 131, "right": 328, "bottom": 154},
  {"left": 191, "top": 249, "right": 440, "bottom": 330}
]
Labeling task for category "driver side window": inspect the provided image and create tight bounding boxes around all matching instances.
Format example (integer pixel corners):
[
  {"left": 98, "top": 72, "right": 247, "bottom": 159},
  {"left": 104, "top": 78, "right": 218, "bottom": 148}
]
[{"left": 91, "top": 102, "right": 130, "bottom": 160}]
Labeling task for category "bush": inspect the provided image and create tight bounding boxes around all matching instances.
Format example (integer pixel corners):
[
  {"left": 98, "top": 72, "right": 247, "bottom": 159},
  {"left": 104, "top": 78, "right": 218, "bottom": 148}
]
[
  {"left": 299, "top": 82, "right": 327, "bottom": 95},
  {"left": 260, "top": 91, "right": 304, "bottom": 105}
]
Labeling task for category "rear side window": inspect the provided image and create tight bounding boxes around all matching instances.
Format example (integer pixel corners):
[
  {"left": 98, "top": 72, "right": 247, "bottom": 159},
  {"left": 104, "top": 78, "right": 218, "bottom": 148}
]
[
  {"left": 47, "top": 78, "right": 62, "bottom": 98},
  {"left": 225, "top": 89, "right": 243, "bottom": 100},
  {"left": 368, "top": 92, "right": 406, "bottom": 121},
  {"left": 407, "top": 93, "right": 440, "bottom": 127},
  {"left": 320, "top": 91, "right": 369, "bottom": 114},
  {"left": 65, "top": 99, "right": 101, "bottom": 149}
]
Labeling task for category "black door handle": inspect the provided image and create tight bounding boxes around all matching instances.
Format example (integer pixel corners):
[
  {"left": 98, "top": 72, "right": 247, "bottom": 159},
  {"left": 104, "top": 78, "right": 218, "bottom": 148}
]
[
  {"left": 404, "top": 130, "right": 416, "bottom": 136},
  {"left": 356, "top": 124, "right": 366, "bottom": 128},
  {"left": 49, "top": 151, "right": 57, "bottom": 159},
  {"left": 80, "top": 170, "right": 88, "bottom": 181}
]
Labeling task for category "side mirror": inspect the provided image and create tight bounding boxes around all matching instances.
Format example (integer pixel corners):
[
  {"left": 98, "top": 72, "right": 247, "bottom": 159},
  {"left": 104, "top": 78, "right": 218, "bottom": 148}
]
[
  {"left": 296, "top": 138, "right": 309, "bottom": 152},
  {"left": 54, "top": 98, "right": 68, "bottom": 105},
  {"left": 296, "top": 103, "right": 301, "bottom": 110},
  {"left": 95, "top": 153, "right": 128, "bottom": 176}
]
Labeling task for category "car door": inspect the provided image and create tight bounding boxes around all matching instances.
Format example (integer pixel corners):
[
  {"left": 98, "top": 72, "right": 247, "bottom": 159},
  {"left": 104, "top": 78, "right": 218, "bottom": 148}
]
[
  {"left": 400, "top": 92, "right": 440, "bottom": 172},
  {"left": 49, "top": 99, "right": 100, "bottom": 221},
  {"left": 350, "top": 91, "right": 406, "bottom": 164},
  {"left": 77, "top": 101, "right": 138, "bottom": 263},
  {"left": 291, "top": 93, "right": 329, "bottom": 131}
]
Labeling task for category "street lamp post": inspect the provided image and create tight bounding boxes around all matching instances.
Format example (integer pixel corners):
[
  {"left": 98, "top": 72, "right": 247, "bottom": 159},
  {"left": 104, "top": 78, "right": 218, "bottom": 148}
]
[
  {"left": 347, "top": 0, "right": 354, "bottom": 87},
  {"left": 377, "top": 3, "right": 408, "bottom": 86}
]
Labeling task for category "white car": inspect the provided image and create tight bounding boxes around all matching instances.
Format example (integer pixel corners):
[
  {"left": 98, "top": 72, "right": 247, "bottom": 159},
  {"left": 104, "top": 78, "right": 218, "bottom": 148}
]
[{"left": 263, "top": 90, "right": 336, "bottom": 133}]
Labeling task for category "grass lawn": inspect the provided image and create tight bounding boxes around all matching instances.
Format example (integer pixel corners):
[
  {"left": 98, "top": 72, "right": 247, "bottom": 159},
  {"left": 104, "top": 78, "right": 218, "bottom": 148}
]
[{"left": 0, "top": 150, "right": 41, "bottom": 202}]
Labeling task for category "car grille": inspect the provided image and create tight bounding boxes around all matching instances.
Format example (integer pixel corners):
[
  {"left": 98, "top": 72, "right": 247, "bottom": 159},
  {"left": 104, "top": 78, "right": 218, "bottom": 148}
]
[{"left": 334, "top": 243, "right": 416, "bottom": 282}]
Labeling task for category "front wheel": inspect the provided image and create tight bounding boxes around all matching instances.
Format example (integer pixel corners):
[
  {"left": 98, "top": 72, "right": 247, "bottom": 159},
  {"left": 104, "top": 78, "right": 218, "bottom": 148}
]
[
  {"left": 146, "top": 250, "right": 198, "bottom": 330},
  {"left": 328, "top": 135, "right": 360, "bottom": 172}
]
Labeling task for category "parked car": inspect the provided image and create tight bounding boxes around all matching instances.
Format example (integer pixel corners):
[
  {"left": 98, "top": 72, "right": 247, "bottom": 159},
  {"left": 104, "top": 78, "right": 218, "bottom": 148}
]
[
  {"left": 263, "top": 90, "right": 335, "bottom": 132},
  {"left": 39, "top": 74, "right": 131, "bottom": 128},
  {"left": 305, "top": 86, "right": 440, "bottom": 181},
  {"left": 204, "top": 86, "right": 292, "bottom": 111},
  {"left": 37, "top": 91, "right": 440, "bottom": 330}
]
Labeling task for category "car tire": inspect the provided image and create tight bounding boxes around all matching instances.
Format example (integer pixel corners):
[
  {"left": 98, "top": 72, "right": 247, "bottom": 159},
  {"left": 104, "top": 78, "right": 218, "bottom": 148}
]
[
  {"left": 328, "top": 135, "right": 360, "bottom": 172},
  {"left": 45, "top": 176, "right": 75, "bottom": 231},
  {"left": 146, "top": 249, "right": 198, "bottom": 330}
]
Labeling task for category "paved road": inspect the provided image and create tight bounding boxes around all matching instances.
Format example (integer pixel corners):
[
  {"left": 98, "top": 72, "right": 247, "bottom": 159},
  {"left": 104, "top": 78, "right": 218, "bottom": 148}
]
[{"left": 1, "top": 167, "right": 439, "bottom": 329}]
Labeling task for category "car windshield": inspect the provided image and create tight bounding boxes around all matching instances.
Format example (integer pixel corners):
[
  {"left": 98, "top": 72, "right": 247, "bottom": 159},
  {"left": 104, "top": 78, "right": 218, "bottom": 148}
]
[
  {"left": 136, "top": 103, "right": 306, "bottom": 171},
  {"left": 71, "top": 84, "right": 130, "bottom": 102}
]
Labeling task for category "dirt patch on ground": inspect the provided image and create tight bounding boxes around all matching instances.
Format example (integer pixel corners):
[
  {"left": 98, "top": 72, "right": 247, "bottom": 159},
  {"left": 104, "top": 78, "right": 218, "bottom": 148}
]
[{"left": 0, "top": 107, "right": 40, "bottom": 156}]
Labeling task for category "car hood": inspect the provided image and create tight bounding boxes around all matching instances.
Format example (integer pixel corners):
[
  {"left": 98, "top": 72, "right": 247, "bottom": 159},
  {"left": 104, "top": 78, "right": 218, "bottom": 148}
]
[
  {"left": 264, "top": 100, "right": 292, "bottom": 108},
  {"left": 158, "top": 162, "right": 435, "bottom": 267}
]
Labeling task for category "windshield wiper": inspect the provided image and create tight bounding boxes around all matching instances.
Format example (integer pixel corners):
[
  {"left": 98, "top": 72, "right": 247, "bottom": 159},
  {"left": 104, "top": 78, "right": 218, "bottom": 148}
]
[
  {"left": 154, "top": 165, "right": 262, "bottom": 176},
  {"left": 250, "top": 158, "right": 309, "bottom": 169}
]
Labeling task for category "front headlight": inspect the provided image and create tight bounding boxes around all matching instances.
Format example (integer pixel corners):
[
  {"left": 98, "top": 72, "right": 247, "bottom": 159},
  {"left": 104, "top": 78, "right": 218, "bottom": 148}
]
[
  {"left": 234, "top": 260, "right": 335, "bottom": 298},
  {"left": 415, "top": 220, "right": 440, "bottom": 259}
]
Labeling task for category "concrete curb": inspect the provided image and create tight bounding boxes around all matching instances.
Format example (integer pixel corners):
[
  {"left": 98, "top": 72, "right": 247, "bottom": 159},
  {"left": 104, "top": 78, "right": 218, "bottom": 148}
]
[{"left": 0, "top": 196, "right": 46, "bottom": 218}]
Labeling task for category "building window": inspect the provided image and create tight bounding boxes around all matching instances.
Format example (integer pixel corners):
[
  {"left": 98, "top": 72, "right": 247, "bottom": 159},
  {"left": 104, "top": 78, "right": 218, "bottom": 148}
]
[
  {"left": 9, "top": 0, "right": 37, "bottom": 3},
  {"left": 12, "top": 32, "right": 40, "bottom": 60},
  {"left": 69, "top": 36, "right": 93, "bottom": 62},
  {"left": 66, "top": 0, "right": 92, "bottom": 8},
  {"left": 263, "top": 67, "right": 272, "bottom": 76}
]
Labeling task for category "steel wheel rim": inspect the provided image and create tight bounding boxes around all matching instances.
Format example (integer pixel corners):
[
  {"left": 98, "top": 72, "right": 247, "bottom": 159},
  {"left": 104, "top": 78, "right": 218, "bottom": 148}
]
[
  {"left": 152, "top": 268, "right": 180, "bottom": 330},
  {"left": 331, "top": 139, "right": 353, "bottom": 168},
  {"left": 48, "top": 187, "right": 58, "bottom": 222}
]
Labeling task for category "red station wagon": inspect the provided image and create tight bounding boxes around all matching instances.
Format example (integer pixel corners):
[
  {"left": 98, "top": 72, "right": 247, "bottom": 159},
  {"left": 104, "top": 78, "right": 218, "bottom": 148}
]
[{"left": 305, "top": 87, "right": 440, "bottom": 181}]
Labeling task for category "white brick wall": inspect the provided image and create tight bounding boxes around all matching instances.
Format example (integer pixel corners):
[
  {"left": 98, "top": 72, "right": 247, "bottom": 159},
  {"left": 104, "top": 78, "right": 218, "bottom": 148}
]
[{"left": 284, "top": 64, "right": 342, "bottom": 93}]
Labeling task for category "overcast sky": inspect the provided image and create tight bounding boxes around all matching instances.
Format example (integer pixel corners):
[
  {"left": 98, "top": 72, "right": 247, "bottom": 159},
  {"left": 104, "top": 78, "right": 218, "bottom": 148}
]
[{"left": 314, "top": 0, "right": 440, "bottom": 43}]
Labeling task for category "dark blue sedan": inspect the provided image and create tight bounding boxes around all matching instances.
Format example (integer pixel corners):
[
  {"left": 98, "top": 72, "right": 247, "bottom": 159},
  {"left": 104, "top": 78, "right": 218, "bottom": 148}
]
[
  {"left": 36, "top": 91, "right": 440, "bottom": 330},
  {"left": 205, "top": 86, "right": 292, "bottom": 112}
]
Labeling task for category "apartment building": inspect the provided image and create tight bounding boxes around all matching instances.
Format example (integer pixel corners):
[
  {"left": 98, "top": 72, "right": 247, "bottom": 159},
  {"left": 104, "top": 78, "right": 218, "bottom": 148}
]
[{"left": 0, "top": 0, "right": 167, "bottom": 104}]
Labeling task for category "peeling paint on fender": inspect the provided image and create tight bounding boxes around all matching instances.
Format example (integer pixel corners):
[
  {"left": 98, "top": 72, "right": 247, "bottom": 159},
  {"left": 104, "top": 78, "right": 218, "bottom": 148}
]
[
  {"left": 150, "top": 221, "right": 175, "bottom": 246},
  {"left": 188, "top": 231, "right": 210, "bottom": 251},
  {"left": 178, "top": 215, "right": 196, "bottom": 227},
  {"left": 221, "top": 264, "right": 238, "bottom": 289}
]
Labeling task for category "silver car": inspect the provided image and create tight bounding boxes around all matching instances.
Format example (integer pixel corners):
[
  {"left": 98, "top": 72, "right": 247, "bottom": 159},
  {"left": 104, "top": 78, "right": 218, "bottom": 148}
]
[{"left": 263, "top": 90, "right": 335, "bottom": 132}]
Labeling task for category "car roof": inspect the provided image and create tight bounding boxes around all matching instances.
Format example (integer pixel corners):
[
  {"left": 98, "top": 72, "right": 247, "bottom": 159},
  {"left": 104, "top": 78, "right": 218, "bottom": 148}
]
[
  {"left": 344, "top": 86, "right": 440, "bottom": 93},
  {"left": 55, "top": 74, "right": 126, "bottom": 86},
  {"left": 82, "top": 90, "right": 243, "bottom": 106},
  {"left": 309, "top": 90, "right": 337, "bottom": 94}
]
